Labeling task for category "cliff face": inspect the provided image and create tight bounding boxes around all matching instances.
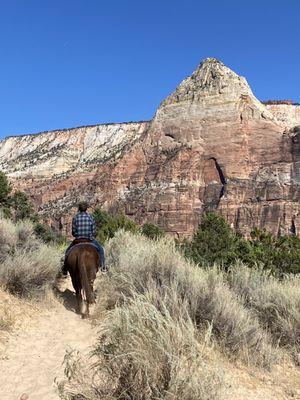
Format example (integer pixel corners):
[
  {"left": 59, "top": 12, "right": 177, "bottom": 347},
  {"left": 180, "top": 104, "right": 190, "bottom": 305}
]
[
  {"left": 1, "top": 58, "right": 300, "bottom": 238},
  {"left": 0, "top": 122, "right": 149, "bottom": 178},
  {"left": 265, "top": 104, "right": 300, "bottom": 130}
]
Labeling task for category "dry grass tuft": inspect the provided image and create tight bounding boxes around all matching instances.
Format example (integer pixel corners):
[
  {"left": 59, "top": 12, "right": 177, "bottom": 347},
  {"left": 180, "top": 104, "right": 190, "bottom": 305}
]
[
  {"left": 0, "top": 216, "right": 61, "bottom": 299},
  {"left": 95, "top": 231, "right": 279, "bottom": 367},
  {"left": 227, "top": 263, "right": 300, "bottom": 361},
  {"left": 59, "top": 295, "right": 224, "bottom": 400},
  {"left": 0, "top": 218, "right": 17, "bottom": 263},
  {"left": 0, "top": 245, "right": 61, "bottom": 298}
]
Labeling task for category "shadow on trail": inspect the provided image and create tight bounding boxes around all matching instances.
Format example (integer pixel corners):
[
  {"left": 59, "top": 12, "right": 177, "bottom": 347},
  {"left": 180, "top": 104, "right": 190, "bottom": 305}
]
[{"left": 53, "top": 279, "right": 78, "bottom": 313}]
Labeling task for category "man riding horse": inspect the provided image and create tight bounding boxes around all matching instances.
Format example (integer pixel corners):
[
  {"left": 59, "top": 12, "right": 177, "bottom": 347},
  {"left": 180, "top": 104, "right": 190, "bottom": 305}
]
[{"left": 62, "top": 201, "right": 105, "bottom": 276}]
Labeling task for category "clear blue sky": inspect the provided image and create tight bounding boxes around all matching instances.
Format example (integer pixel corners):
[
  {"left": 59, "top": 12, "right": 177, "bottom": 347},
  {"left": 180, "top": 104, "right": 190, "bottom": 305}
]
[{"left": 0, "top": 0, "right": 299, "bottom": 139}]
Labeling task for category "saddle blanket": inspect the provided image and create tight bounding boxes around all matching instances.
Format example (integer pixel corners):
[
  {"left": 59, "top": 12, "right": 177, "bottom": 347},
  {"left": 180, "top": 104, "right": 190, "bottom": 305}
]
[{"left": 66, "top": 242, "right": 99, "bottom": 258}]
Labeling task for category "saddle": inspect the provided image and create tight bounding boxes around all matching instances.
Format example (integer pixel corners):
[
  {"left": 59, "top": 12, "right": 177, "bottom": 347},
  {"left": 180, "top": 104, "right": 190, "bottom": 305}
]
[
  {"left": 69, "top": 238, "right": 98, "bottom": 254},
  {"left": 66, "top": 238, "right": 95, "bottom": 258},
  {"left": 73, "top": 238, "right": 92, "bottom": 245},
  {"left": 64, "top": 238, "right": 105, "bottom": 273}
]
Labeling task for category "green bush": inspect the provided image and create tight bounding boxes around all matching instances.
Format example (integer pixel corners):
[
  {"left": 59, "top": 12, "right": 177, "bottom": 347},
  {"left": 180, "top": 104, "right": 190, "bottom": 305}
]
[
  {"left": 0, "top": 171, "right": 12, "bottom": 206},
  {"left": 239, "top": 229, "right": 300, "bottom": 274},
  {"left": 185, "top": 213, "right": 238, "bottom": 268},
  {"left": 10, "top": 190, "right": 34, "bottom": 221},
  {"left": 93, "top": 208, "right": 139, "bottom": 243},
  {"left": 0, "top": 172, "right": 64, "bottom": 243},
  {"left": 0, "top": 171, "right": 36, "bottom": 222},
  {"left": 141, "top": 222, "right": 164, "bottom": 240},
  {"left": 183, "top": 213, "right": 300, "bottom": 275},
  {"left": 34, "top": 222, "right": 66, "bottom": 245}
]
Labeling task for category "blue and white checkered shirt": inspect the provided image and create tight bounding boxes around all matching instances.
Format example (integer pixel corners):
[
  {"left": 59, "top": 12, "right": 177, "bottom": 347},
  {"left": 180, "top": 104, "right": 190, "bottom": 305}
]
[{"left": 72, "top": 211, "right": 96, "bottom": 240}]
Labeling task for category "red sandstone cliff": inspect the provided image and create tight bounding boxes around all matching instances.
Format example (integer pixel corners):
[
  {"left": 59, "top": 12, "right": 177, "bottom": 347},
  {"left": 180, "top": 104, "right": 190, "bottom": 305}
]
[{"left": 1, "top": 58, "right": 300, "bottom": 237}]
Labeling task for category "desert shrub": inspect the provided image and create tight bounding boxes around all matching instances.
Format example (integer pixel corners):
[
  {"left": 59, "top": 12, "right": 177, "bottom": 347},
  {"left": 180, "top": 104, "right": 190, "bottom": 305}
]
[
  {"left": 0, "top": 217, "right": 17, "bottom": 263},
  {"left": 0, "top": 245, "right": 60, "bottom": 298},
  {"left": 59, "top": 295, "right": 224, "bottom": 400},
  {"left": 34, "top": 222, "right": 66, "bottom": 244},
  {"left": 272, "top": 235, "right": 300, "bottom": 274},
  {"left": 93, "top": 208, "right": 139, "bottom": 243},
  {"left": 0, "top": 171, "right": 12, "bottom": 206},
  {"left": 61, "top": 230, "right": 300, "bottom": 398},
  {"left": 0, "top": 171, "right": 37, "bottom": 222},
  {"left": 116, "top": 213, "right": 140, "bottom": 234},
  {"left": 0, "top": 216, "right": 61, "bottom": 298},
  {"left": 93, "top": 209, "right": 119, "bottom": 243},
  {"left": 10, "top": 190, "right": 35, "bottom": 221},
  {"left": 227, "top": 263, "right": 300, "bottom": 358},
  {"left": 183, "top": 213, "right": 300, "bottom": 274},
  {"left": 34, "top": 222, "right": 55, "bottom": 243},
  {"left": 235, "top": 229, "right": 300, "bottom": 275},
  {"left": 0, "top": 217, "right": 39, "bottom": 262},
  {"left": 93, "top": 208, "right": 166, "bottom": 243},
  {"left": 184, "top": 213, "right": 238, "bottom": 268},
  {"left": 142, "top": 222, "right": 165, "bottom": 240},
  {"left": 97, "top": 231, "right": 278, "bottom": 367}
]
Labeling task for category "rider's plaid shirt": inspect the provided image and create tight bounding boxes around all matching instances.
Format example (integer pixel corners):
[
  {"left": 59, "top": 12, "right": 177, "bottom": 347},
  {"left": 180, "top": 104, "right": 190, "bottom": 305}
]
[{"left": 72, "top": 211, "right": 96, "bottom": 239}]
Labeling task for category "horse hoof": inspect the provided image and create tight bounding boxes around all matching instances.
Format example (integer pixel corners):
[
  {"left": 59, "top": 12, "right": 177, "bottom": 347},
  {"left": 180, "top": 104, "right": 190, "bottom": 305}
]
[{"left": 81, "top": 314, "right": 88, "bottom": 319}]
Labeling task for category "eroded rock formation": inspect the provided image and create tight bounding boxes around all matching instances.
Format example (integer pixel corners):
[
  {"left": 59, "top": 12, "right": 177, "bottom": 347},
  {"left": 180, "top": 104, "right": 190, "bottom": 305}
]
[{"left": 1, "top": 58, "right": 300, "bottom": 237}]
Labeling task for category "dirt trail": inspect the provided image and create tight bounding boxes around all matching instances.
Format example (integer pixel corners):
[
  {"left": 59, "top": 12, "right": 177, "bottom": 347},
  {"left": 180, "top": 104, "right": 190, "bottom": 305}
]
[{"left": 0, "top": 279, "right": 97, "bottom": 400}]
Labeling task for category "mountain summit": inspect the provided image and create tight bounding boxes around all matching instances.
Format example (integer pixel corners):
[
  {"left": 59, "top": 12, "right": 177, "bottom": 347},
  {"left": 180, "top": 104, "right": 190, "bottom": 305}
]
[
  {"left": 0, "top": 58, "right": 300, "bottom": 237},
  {"left": 159, "top": 57, "right": 274, "bottom": 123}
]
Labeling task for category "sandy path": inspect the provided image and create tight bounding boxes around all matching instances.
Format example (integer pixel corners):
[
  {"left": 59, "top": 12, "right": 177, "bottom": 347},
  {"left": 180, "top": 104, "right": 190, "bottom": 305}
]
[{"left": 0, "top": 279, "right": 97, "bottom": 400}]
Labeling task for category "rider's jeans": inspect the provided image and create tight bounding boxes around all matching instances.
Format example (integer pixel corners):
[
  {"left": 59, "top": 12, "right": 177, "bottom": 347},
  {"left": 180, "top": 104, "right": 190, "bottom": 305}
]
[{"left": 91, "top": 239, "right": 105, "bottom": 267}]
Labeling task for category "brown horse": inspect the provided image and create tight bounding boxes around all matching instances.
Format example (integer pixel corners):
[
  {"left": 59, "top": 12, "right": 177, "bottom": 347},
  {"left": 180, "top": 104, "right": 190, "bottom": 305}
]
[{"left": 66, "top": 239, "right": 100, "bottom": 318}]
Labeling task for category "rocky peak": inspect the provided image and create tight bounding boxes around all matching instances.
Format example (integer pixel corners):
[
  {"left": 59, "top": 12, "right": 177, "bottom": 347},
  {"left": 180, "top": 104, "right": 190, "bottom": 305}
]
[
  {"left": 159, "top": 57, "right": 274, "bottom": 123},
  {"left": 161, "top": 57, "right": 249, "bottom": 102},
  {"left": 0, "top": 57, "right": 299, "bottom": 239}
]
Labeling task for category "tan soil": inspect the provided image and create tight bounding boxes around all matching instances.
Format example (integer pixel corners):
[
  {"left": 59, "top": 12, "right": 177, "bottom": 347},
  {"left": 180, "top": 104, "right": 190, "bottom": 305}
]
[{"left": 0, "top": 279, "right": 97, "bottom": 400}]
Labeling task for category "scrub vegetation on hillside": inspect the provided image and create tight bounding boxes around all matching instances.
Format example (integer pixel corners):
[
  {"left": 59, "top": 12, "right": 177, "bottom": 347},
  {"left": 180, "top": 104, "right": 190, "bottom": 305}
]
[{"left": 59, "top": 230, "right": 300, "bottom": 400}]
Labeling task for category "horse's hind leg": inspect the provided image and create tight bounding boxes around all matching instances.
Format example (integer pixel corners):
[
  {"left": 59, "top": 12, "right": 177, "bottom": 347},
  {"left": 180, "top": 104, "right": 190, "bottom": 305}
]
[
  {"left": 75, "top": 289, "right": 83, "bottom": 315},
  {"left": 83, "top": 301, "right": 89, "bottom": 319}
]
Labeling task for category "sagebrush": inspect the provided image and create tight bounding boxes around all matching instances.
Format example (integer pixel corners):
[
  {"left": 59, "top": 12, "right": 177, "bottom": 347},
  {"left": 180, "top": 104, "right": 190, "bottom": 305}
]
[
  {"left": 58, "top": 230, "right": 300, "bottom": 399},
  {"left": 97, "top": 231, "right": 279, "bottom": 367},
  {"left": 59, "top": 295, "right": 224, "bottom": 400},
  {"left": 0, "top": 216, "right": 61, "bottom": 298}
]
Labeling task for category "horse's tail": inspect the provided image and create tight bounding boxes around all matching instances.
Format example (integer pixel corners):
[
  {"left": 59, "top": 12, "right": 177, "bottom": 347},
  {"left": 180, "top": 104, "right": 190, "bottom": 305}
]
[{"left": 78, "top": 251, "right": 95, "bottom": 305}]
